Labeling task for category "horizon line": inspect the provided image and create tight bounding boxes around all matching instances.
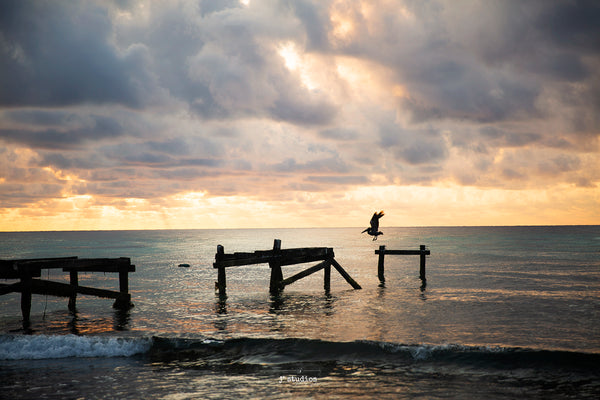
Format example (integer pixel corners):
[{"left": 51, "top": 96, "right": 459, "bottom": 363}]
[{"left": 1, "top": 224, "right": 598, "bottom": 234}]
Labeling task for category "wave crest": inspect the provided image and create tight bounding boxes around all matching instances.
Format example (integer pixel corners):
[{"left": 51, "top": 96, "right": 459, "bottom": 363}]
[{"left": 0, "top": 334, "right": 152, "bottom": 360}]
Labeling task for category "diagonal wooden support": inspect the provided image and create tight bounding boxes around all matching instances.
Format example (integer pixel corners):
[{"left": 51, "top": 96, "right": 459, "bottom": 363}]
[
  {"left": 330, "top": 258, "right": 362, "bottom": 289},
  {"left": 280, "top": 259, "right": 330, "bottom": 287}
]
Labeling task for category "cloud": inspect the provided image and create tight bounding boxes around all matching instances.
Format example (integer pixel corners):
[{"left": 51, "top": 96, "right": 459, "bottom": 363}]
[
  {"left": 0, "top": 0, "right": 155, "bottom": 108},
  {"left": 0, "top": 0, "right": 598, "bottom": 227},
  {"left": 0, "top": 113, "right": 125, "bottom": 150}
]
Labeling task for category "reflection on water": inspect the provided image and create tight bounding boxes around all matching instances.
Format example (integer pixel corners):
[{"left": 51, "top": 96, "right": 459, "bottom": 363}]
[
  {"left": 1, "top": 226, "right": 599, "bottom": 352},
  {"left": 113, "top": 308, "right": 131, "bottom": 331},
  {"left": 39, "top": 307, "right": 132, "bottom": 336}
]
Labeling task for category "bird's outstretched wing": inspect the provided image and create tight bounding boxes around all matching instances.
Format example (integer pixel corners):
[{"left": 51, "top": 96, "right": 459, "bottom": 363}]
[
  {"left": 370, "top": 211, "right": 384, "bottom": 231},
  {"left": 370, "top": 213, "right": 379, "bottom": 231}
]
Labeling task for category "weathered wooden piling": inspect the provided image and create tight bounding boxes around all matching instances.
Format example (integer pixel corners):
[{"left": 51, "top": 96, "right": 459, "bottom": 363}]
[
  {"left": 377, "top": 245, "right": 386, "bottom": 283},
  {"left": 419, "top": 245, "right": 427, "bottom": 281},
  {"left": 269, "top": 239, "right": 283, "bottom": 294},
  {"left": 216, "top": 245, "right": 226, "bottom": 295},
  {"left": 0, "top": 257, "right": 136, "bottom": 327},
  {"left": 324, "top": 262, "right": 331, "bottom": 292},
  {"left": 374, "top": 245, "right": 430, "bottom": 284},
  {"left": 68, "top": 270, "right": 78, "bottom": 311},
  {"left": 213, "top": 239, "right": 361, "bottom": 297}
]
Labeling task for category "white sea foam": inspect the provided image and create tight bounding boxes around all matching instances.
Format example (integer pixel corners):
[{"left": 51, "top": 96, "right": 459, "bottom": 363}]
[{"left": 0, "top": 334, "right": 152, "bottom": 360}]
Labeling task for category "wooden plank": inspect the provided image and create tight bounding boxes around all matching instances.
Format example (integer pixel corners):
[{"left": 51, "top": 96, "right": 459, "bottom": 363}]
[
  {"left": 281, "top": 260, "right": 330, "bottom": 287},
  {"left": 1, "top": 257, "right": 134, "bottom": 278},
  {"left": 0, "top": 257, "right": 79, "bottom": 279},
  {"left": 374, "top": 249, "right": 430, "bottom": 255},
  {"left": 62, "top": 258, "right": 134, "bottom": 273},
  {"left": 214, "top": 248, "right": 334, "bottom": 268}
]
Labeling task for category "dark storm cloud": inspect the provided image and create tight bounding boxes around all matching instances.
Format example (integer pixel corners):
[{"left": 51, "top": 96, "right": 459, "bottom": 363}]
[
  {"left": 0, "top": 183, "right": 64, "bottom": 208},
  {"left": 284, "top": 0, "right": 330, "bottom": 51},
  {"left": 480, "top": 127, "right": 542, "bottom": 147},
  {"left": 536, "top": 1, "right": 600, "bottom": 53},
  {"left": 0, "top": 0, "right": 152, "bottom": 108},
  {"left": 0, "top": 114, "right": 124, "bottom": 149},
  {"left": 37, "top": 153, "right": 98, "bottom": 171},
  {"left": 378, "top": 122, "right": 448, "bottom": 165},
  {"left": 330, "top": 0, "right": 599, "bottom": 127},
  {"left": 396, "top": 50, "right": 541, "bottom": 123}
]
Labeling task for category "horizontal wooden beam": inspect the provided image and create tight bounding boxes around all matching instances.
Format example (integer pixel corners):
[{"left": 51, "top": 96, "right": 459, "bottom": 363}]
[
  {"left": 0, "top": 257, "right": 78, "bottom": 279},
  {"left": 374, "top": 249, "right": 430, "bottom": 255},
  {"left": 63, "top": 258, "right": 134, "bottom": 273},
  {"left": 214, "top": 247, "right": 334, "bottom": 268},
  {"left": 0, "top": 257, "right": 134, "bottom": 279}
]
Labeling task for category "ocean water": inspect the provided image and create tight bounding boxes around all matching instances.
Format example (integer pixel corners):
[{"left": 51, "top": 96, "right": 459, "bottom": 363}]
[{"left": 0, "top": 226, "right": 599, "bottom": 399}]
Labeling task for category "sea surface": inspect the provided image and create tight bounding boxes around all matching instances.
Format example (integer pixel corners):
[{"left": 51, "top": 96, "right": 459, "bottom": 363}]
[{"left": 0, "top": 226, "right": 599, "bottom": 399}]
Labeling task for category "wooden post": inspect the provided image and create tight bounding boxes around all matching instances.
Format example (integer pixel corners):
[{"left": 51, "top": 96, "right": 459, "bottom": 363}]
[
  {"left": 420, "top": 245, "right": 427, "bottom": 282},
  {"left": 20, "top": 269, "right": 32, "bottom": 329},
  {"left": 68, "top": 270, "right": 78, "bottom": 311},
  {"left": 269, "top": 239, "right": 283, "bottom": 294},
  {"left": 114, "top": 259, "right": 133, "bottom": 309},
  {"left": 324, "top": 262, "right": 331, "bottom": 292},
  {"left": 216, "top": 245, "right": 226, "bottom": 296},
  {"left": 377, "top": 245, "right": 386, "bottom": 283}
]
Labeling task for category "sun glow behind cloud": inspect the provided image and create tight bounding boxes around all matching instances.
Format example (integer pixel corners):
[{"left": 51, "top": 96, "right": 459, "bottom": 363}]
[{"left": 1, "top": 182, "right": 596, "bottom": 232}]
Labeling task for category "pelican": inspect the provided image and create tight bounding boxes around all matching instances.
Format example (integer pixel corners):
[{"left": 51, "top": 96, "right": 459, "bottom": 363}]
[{"left": 362, "top": 211, "right": 384, "bottom": 240}]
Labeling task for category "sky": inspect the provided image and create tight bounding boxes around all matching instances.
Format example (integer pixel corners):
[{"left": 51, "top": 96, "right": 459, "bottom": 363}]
[{"left": 0, "top": 0, "right": 599, "bottom": 231}]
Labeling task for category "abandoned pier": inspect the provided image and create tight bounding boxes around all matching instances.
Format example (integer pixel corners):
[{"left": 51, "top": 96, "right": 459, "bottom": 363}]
[{"left": 1, "top": 239, "right": 430, "bottom": 327}]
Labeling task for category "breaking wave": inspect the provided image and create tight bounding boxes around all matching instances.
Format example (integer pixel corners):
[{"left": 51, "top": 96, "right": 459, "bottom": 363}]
[{"left": 2, "top": 333, "right": 599, "bottom": 375}]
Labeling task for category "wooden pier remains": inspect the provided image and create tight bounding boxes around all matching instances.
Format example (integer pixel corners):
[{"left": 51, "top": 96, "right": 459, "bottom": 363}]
[
  {"left": 375, "top": 245, "right": 430, "bottom": 284},
  {"left": 213, "top": 239, "right": 361, "bottom": 296},
  {"left": 0, "top": 257, "right": 135, "bottom": 327}
]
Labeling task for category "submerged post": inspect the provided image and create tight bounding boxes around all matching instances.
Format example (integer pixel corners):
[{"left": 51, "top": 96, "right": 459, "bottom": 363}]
[
  {"left": 68, "top": 270, "right": 78, "bottom": 311},
  {"left": 377, "top": 245, "right": 386, "bottom": 283},
  {"left": 324, "top": 262, "right": 331, "bottom": 292},
  {"left": 19, "top": 268, "right": 32, "bottom": 329},
  {"left": 114, "top": 259, "right": 133, "bottom": 309},
  {"left": 269, "top": 239, "right": 283, "bottom": 294},
  {"left": 216, "top": 245, "right": 226, "bottom": 296},
  {"left": 420, "top": 245, "right": 427, "bottom": 282}
]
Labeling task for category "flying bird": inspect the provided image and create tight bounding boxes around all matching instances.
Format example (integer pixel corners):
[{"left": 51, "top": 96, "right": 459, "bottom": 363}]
[{"left": 362, "top": 211, "right": 384, "bottom": 240}]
